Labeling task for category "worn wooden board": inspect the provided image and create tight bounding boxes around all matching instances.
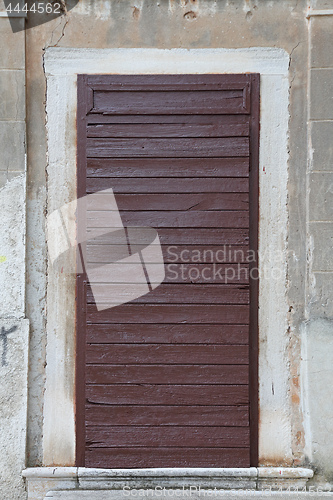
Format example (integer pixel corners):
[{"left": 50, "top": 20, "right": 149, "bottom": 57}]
[
  {"left": 86, "top": 344, "right": 249, "bottom": 365},
  {"left": 86, "top": 324, "right": 250, "bottom": 345},
  {"left": 85, "top": 404, "right": 249, "bottom": 427},
  {"left": 86, "top": 384, "right": 249, "bottom": 405},
  {"left": 86, "top": 364, "right": 249, "bottom": 385}
]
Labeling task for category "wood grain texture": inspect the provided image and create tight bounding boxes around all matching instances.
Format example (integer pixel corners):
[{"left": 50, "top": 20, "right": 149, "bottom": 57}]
[
  {"left": 85, "top": 447, "right": 250, "bottom": 468},
  {"left": 86, "top": 73, "right": 251, "bottom": 91},
  {"left": 86, "top": 344, "right": 249, "bottom": 365},
  {"left": 87, "top": 229, "right": 249, "bottom": 246},
  {"left": 86, "top": 304, "right": 250, "bottom": 324},
  {"left": 86, "top": 324, "right": 250, "bottom": 345},
  {"left": 87, "top": 116, "right": 250, "bottom": 138},
  {"left": 86, "top": 177, "right": 249, "bottom": 194},
  {"left": 92, "top": 89, "right": 249, "bottom": 115},
  {"left": 86, "top": 384, "right": 249, "bottom": 405},
  {"left": 87, "top": 158, "right": 249, "bottom": 178},
  {"left": 77, "top": 74, "right": 258, "bottom": 469},
  {"left": 86, "top": 264, "right": 249, "bottom": 285},
  {"left": 87, "top": 210, "right": 249, "bottom": 229},
  {"left": 86, "top": 245, "right": 250, "bottom": 264},
  {"left": 87, "top": 113, "right": 250, "bottom": 127},
  {"left": 85, "top": 405, "right": 249, "bottom": 427},
  {"left": 86, "top": 364, "right": 249, "bottom": 385},
  {"left": 86, "top": 284, "right": 249, "bottom": 304},
  {"left": 86, "top": 426, "right": 250, "bottom": 448}
]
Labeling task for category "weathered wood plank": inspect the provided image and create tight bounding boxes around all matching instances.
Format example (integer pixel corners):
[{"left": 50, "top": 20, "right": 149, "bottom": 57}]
[
  {"left": 86, "top": 364, "right": 249, "bottom": 385},
  {"left": 86, "top": 245, "right": 250, "bottom": 264},
  {"left": 87, "top": 264, "right": 249, "bottom": 285},
  {"left": 92, "top": 89, "right": 249, "bottom": 115},
  {"left": 86, "top": 344, "right": 249, "bottom": 365},
  {"left": 86, "top": 228, "right": 249, "bottom": 246},
  {"left": 85, "top": 404, "right": 249, "bottom": 427},
  {"left": 86, "top": 177, "right": 249, "bottom": 194},
  {"left": 86, "top": 284, "right": 249, "bottom": 304},
  {"left": 87, "top": 117, "right": 250, "bottom": 138},
  {"left": 87, "top": 304, "right": 250, "bottom": 324},
  {"left": 86, "top": 425, "right": 250, "bottom": 448},
  {"left": 86, "top": 324, "right": 249, "bottom": 345},
  {"left": 86, "top": 210, "right": 249, "bottom": 229},
  {"left": 87, "top": 193, "right": 249, "bottom": 211},
  {"left": 87, "top": 137, "right": 249, "bottom": 158},
  {"left": 87, "top": 158, "right": 249, "bottom": 178},
  {"left": 85, "top": 447, "right": 250, "bottom": 468},
  {"left": 86, "top": 384, "right": 249, "bottom": 405},
  {"left": 86, "top": 73, "right": 251, "bottom": 92}
]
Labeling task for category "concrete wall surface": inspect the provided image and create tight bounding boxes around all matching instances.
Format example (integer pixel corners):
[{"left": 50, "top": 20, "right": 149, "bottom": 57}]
[
  {"left": 1, "top": 0, "right": 333, "bottom": 498},
  {"left": 0, "top": 4, "right": 29, "bottom": 500}
]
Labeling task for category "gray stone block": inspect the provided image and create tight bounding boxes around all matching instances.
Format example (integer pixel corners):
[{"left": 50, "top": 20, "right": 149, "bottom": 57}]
[
  {"left": 0, "top": 18, "right": 25, "bottom": 69},
  {"left": 308, "top": 222, "right": 333, "bottom": 271},
  {"left": 302, "top": 319, "right": 333, "bottom": 476},
  {"left": 309, "top": 172, "right": 333, "bottom": 221},
  {"left": 311, "top": 16, "right": 333, "bottom": 68},
  {"left": 308, "top": 272, "right": 333, "bottom": 318},
  {"left": 0, "top": 121, "right": 25, "bottom": 172},
  {"left": 0, "top": 70, "right": 25, "bottom": 121},
  {"left": 0, "top": 171, "right": 7, "bottom": 188},
  {"left": 44, "top": 491, "right": 333, "bottom": 500},
  {"left": 311, "top": 121, "right": 333, "bottom": 171},
  {"left": 0, "top": 174, "right": 26, "bottom": 316},
  {"left": 0, "top": 318, "right": 29, "bottom": 500},
  {"left": 310, "top": 69, "right": 333, "bottom": 120}
]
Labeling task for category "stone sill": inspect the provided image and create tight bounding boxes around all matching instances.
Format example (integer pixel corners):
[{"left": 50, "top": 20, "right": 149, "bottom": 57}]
[{"left": 23, "top": 467, "right": 314, "bottom": 499}]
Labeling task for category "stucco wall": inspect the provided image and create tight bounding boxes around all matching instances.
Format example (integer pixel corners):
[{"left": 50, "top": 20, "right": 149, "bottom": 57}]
[{"left": 0, "top": 7, "right": 29, "bottom": 499}]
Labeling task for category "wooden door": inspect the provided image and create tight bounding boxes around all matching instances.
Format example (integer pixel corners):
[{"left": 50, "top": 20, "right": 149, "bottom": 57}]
[{"left": 76, "top": 74, "right": 259, "bottom": 468}]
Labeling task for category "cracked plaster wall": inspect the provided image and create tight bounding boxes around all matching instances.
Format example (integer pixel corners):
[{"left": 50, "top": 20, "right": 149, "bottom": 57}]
[{"left": 0, "top": 6, "right": 29, "bottom": 500}]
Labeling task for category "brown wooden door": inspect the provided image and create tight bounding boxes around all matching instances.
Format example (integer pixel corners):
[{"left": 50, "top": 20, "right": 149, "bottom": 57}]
[{"left": 76, "top": 74, "right": 259, "bottom": 468}]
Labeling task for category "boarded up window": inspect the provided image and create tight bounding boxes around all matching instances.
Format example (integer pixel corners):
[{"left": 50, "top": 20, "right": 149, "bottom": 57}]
[{"left": 76, "top": 74, "right": 259, "bottom": 468}]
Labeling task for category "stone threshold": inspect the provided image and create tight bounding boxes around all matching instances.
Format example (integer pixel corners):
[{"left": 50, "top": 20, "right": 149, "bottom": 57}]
[{"left": 23, "top": 467, "right": 314, "bottom": 500}]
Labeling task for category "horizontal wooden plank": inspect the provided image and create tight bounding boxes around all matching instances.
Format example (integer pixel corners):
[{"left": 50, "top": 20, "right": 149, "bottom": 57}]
[
  {"left": 87, "top": 114, "right": 251, "bottom": 126},
  {"left": 86, "top": 245, "right": 250, "bottom": 264},
  {"left": 85, "top": 447, "right": 250, "bottom": 468},
  {"left": 87, "top": 304, "right": 250, "bottom": 324},
  {"left": 86, "top": 177, "right": 249, "bottom": 193},
  {"left": 88, "top": 193, "right": 249, "bottom": 211},
  {"left": 91, "top": 89, "right": 249, "bottom": 115},
  {"left": 86, "top": 74, "right": 251, "bottom": 92},
  {"left": 87, "top": 137, "right": 249, "bottom": 158},
  {"left": 86, "top": 384, "right": 249, "bottom": 405},
  {"left": 87, "top": 229, "right": 249, "bottom": 246},
  {"left": 87, "top": 264, "right": 249, "bottom": 285},
  {"left": 86, "top": 345, "right": 249, "bottom": 365},
  {"left": 87, "top": 210, "right": 249, "bottom": 229},
  {"left": 87, "top": 284, "right": 249, "bottom": 305},
  {"left": 86, "top": 364, "right": 249, "bottom": 385},
  {"left": 86, "top": 426, "right": 250, "bottom": 448},
  {"left": 86, "top": 324, "right": 249, "bottom": 345},
  {"left": 87, "top": 117, "right": 250, "bottom": 138},
  {"left": 87, "top": 158, "right": 249, "bottom": 178},
  {"left": 85, "top": 404, "right": 249, "bottom": 427}
]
